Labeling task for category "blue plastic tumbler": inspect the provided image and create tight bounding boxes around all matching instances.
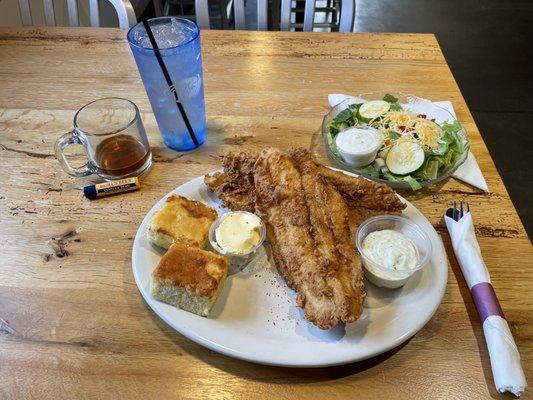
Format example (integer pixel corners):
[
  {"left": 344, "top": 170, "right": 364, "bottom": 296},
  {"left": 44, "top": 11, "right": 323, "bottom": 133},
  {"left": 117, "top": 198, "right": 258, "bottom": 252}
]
[{"left": 127, "top": 17, "right": 207, "bottom": 151}]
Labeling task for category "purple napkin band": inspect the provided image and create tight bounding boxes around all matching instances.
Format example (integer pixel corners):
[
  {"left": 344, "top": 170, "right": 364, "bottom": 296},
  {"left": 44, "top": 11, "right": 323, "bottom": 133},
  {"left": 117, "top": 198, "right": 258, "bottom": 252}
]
[{"left": 471, "top": 282, "right": 505, "bottom": 322}]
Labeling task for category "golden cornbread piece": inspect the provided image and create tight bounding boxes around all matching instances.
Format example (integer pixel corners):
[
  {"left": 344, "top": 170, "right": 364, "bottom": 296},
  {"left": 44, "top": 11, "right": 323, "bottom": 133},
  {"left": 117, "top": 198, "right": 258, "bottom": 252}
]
[
  {"left": 147, "top": 195, "right": 217, "bottom": 249},
  {"left": 150, "top": 243, "right": 229, "bottom": 316}
]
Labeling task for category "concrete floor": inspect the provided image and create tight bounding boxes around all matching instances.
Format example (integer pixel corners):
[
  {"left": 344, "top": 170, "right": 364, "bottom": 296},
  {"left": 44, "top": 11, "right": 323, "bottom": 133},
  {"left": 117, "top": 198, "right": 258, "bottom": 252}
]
[{"left": 354, "top": 0, "right": 533, "bottom": 238}]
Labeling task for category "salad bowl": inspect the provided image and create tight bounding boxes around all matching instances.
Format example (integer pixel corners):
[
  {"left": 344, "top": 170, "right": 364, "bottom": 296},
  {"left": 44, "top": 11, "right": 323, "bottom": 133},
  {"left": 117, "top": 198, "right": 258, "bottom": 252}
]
[{"left": 321, "top": 92, "right": 470, "bottom": 190}]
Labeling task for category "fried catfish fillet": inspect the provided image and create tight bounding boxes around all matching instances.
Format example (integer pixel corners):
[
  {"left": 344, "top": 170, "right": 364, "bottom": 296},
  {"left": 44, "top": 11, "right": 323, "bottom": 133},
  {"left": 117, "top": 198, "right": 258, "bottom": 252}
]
[
  {"left": 253, "top": 148, "right": 365, "bottom": 329},
  {"left": 204, "top": 152, "right": 257, "bottom": 212},
  {"left": 204, "top": 148, "right": 406, "bottom": 235},
  {"left": 287, "top": 148, "right": 406, "bottom": 235},
  {"left": 287, "top": 148, "right": 405, "bottom": 212}
]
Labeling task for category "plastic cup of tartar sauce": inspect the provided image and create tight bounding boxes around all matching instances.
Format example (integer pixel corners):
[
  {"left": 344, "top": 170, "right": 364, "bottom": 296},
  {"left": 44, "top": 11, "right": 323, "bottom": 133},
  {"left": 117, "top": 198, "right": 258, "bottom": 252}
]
[{"left": 355, "top": 215, "right": 432, "bottom": 288}]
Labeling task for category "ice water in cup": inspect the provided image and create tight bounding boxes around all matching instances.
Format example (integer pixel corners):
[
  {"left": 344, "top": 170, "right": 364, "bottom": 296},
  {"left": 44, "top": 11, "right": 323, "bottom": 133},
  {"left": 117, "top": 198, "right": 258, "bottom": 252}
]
[{"left": 127, "top": 18, "right": 207, "bottom": 151}]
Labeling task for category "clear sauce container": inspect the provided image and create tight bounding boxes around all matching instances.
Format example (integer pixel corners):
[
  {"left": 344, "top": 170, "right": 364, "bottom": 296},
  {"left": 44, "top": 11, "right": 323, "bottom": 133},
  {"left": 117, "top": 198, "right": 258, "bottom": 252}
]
[
  {"left": 356, "top": 215, "right": 432, "bottom": 288},
  {"left": 209, "top": 211, "right": 266, "bottom": 275},
  {"left": 335, "top": 126, "right": 382, "bottom": 167}
]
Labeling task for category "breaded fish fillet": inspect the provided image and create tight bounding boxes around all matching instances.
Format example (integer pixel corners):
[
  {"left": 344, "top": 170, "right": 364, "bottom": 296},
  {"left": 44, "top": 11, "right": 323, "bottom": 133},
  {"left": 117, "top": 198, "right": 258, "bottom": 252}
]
[
  {"left": 204, "top": 152, "right": 256, "bottom": 212},
  {"left": 288, "top": 148, "right": 405, "bottom": 212},
  {"left": 253, "top": 148, "right": 365, "bottom": 329},
  {"left": 204, "top": 148, "right": 406, "bottom": 236}
]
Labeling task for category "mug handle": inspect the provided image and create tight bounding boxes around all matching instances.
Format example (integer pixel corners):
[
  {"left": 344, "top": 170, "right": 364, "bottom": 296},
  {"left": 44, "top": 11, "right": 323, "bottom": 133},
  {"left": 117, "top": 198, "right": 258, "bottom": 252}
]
[{"left": 54, "top": 131, "right": 94, "bottom": 177}]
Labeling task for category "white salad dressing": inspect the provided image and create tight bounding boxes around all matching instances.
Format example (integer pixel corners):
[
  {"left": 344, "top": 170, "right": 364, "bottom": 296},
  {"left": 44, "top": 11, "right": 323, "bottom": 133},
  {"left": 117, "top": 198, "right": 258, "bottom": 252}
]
[
  {"left": 336, "top": 127, "right": 381, "bottom": 153},
  {"left": 335, "top": 127, "right": 382, "bottom": 167},
  {"left": 361, "top": 229, "right": 419, "bottom": 288}
]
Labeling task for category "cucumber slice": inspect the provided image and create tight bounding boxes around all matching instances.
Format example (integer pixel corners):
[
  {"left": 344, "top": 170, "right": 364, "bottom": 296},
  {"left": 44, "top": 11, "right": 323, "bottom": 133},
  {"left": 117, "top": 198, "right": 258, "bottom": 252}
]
[
  {"left": 386, "top": 141, "right": 425, "bottom": 175},
  {"left": 358, "top": 100, "right": 391, "bottom": 121}
]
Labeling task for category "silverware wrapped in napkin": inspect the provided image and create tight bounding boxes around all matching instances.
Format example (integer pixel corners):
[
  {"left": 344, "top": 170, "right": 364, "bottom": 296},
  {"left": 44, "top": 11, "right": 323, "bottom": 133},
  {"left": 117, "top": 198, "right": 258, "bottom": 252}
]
[{"left": 445, "top": 202, "right": 527, "bottom": 397}]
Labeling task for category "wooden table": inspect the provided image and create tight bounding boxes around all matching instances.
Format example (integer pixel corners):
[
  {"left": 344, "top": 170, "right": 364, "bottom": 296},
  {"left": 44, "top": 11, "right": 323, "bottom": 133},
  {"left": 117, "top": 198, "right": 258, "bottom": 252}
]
[{"left": 0, "top": 28, "right": 531, "bottom": 399}]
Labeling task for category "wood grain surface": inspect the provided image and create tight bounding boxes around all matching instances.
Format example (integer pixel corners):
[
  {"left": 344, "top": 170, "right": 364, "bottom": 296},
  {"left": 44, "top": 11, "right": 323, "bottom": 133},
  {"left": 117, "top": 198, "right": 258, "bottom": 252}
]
[{"left": 0, "top": 28, "right": 531, "bottom": 399}]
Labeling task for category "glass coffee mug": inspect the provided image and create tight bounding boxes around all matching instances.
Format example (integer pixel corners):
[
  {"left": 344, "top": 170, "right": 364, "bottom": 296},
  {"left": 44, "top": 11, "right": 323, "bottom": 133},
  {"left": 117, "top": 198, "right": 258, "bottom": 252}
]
[{"left": 55, "top": 97, "right": 152, "bottom": 180}]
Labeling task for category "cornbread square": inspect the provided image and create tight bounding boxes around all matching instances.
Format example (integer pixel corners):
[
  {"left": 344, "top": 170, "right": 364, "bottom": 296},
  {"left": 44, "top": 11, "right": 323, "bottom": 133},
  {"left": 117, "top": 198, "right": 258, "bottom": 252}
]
[
  {"left": 147, "top": 195, "right": 217, "bottom": 249},
  {"left": 150, "top": 243, "right": 229, "bottom": 317}
]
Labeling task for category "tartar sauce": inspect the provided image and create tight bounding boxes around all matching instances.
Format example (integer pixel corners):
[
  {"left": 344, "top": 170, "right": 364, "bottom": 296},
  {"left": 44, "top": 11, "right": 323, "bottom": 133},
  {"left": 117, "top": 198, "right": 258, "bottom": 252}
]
[
  {"left": 362, "top": 230, "right": 418, "bottom": 271},
  {"left": 361, "top": 229, "right": 418, "bottom": 288},
  {"left": 335, "top": 127, "right": 382, "bottom": 167},
  {"left": 215, "top": 212, "right": 262, "bottom": 255}
]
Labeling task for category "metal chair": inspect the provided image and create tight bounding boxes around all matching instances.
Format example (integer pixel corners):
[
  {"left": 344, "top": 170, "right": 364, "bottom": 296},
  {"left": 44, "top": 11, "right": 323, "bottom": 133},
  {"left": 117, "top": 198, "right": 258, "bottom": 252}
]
[
  {"left": 153, "top": 0, "right": 267, "bottom": 30},
  {"left": 280, "top": 0, "right": 355, "bottom": 32},
  {"left": 17, "top": 0, "right": 137, "bottom": 28},
  {"left": 153, "top": 0, "right": 352, "bottom": 31}
]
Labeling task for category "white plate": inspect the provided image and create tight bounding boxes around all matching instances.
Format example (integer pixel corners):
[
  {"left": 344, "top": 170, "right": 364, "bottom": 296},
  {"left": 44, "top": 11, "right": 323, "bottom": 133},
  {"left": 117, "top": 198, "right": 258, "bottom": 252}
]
[{"left": 132, "top": 172, "right": 448, "bottom": 367}]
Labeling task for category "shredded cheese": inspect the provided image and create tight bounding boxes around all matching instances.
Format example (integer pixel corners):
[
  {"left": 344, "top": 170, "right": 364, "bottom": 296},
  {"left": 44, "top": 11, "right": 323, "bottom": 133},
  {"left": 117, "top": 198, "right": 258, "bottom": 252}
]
[
  {"left": 413, "top": 119, "right": 442, "bottom": 150},
  {"left": 371, "top": 111, "right": 443, "bottom": 151}
]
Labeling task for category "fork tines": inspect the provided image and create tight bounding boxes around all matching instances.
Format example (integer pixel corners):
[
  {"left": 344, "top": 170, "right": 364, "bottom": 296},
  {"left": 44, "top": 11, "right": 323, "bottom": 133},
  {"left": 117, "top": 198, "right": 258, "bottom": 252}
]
[{"left": 448, "top": 201, "right": 470, "bottom": 221}]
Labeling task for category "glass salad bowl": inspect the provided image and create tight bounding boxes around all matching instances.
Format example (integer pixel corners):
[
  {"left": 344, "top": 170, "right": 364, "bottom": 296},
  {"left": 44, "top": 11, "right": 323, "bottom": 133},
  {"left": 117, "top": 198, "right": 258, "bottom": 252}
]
[{"left": 319, "top": 92, "right": 470, "bottom": 190}]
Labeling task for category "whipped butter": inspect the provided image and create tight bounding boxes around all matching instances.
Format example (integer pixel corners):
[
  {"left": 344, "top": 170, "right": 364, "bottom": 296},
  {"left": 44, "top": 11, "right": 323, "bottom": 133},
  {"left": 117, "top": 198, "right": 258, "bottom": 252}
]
[{"left": 215, "top": 212, "right": 262, "bottom": 255}]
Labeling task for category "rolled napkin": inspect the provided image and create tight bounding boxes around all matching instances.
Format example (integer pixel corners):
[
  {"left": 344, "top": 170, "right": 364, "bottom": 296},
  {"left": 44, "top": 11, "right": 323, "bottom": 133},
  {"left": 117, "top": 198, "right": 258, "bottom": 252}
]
[
  {"left": 327, "top": 93, "right": 489, "bottom": 192},
  {"left": 445, "top": 211, "right": 527, "bottom": 397}
]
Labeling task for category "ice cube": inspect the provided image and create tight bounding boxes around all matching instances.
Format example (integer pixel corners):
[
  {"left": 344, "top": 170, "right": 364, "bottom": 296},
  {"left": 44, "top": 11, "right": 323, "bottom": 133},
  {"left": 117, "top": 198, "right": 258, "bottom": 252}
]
[{"left": 130, "top": 18, "right": 197, "bottom": 49}]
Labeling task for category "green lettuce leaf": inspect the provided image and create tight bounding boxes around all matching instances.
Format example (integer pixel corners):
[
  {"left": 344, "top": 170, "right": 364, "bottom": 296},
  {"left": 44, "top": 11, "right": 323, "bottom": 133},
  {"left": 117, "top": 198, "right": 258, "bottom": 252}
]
[
  {"left": 333, "top": 108, "right": 352, "bottom": 124},
  {"left": 383, "top": 94, "right": 399, "bottom": 103},
  {"left": 402, "top": 175, "right": 423, "bottom": 190},
  {"left": 383, "top": 172, "right": 400, "bottom": 182},
  {"left": 389, "top": 102, "right": 403, "bottom": 111},
  {"left": 329, "top": 105, "right": 361, "bottom": 137},
  {"left": 359, "top": 165, "right": 380, "bottom": 179},
  {"left": 424, "top": 120, "right": 468, "bottom": 175},
  {"left": 382, "top": 94, "right": 402, "bottom": 111},
  {"left": 384, "top": 171, "right": 423, "bottom": 190},
  {"left": 325, "top": 131, "right": 343, "bottom": 160},
  {"left": 414, "top": 158, "right": 439, "bottom": 180},
  {"left": 388, "top": 130, "right": 400, "bottom": 140}
]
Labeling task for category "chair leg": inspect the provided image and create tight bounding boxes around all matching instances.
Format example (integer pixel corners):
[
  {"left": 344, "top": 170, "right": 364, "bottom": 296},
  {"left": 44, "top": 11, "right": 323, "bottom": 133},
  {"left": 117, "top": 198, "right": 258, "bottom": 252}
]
[
  {"left": 271, "top": 0, "right": 280, "bottom": 30},
  {"left": 295, "top": 0, "right": 304, "bottom": 31},
  {"left": 338, "top": 0, "right": 354, "bottom": 32},
  {"left": 153, "top": 0, "right": 163, "bottom": 15},
  {"left": 220, "top": 0, "right": 230, "bottom": 28}
]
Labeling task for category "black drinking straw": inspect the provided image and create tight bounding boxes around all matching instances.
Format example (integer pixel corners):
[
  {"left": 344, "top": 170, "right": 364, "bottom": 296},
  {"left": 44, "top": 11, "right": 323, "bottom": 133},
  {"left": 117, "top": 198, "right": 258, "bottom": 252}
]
[{"left": 142, "top": 19, "right": 199, "bottom": 147}]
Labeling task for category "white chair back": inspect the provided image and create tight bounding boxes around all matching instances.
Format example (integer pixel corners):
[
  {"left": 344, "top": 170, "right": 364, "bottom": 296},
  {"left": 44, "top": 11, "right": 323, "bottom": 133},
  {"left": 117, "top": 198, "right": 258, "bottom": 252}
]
[
  {"left": 280, "top": 0, "right": 355, "bottom": 32},
  {"left": 193, "top": 0, "right": 267, "bottom": 30},
  {"left": 17, "top": 0, "right": 137, "bottom": 28}
]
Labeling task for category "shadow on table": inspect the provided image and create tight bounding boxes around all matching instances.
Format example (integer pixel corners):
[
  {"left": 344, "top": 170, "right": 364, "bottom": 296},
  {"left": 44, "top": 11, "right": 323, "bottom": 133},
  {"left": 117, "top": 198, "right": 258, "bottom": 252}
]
[{"left": 140, "top": 299, "right": 410, "bottom": 383}]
